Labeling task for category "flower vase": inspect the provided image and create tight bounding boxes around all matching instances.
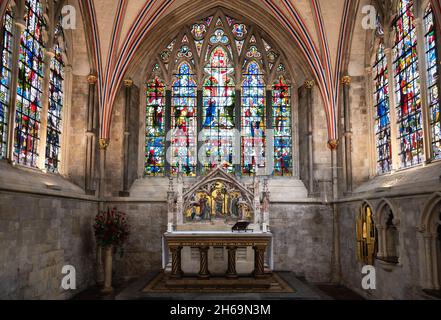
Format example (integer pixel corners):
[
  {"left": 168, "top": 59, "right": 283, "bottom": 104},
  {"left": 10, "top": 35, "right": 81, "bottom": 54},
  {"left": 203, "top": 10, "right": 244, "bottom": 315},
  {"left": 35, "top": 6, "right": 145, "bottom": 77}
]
[{"left": 101, "top": 245, "right": 114, "bottom": 294}]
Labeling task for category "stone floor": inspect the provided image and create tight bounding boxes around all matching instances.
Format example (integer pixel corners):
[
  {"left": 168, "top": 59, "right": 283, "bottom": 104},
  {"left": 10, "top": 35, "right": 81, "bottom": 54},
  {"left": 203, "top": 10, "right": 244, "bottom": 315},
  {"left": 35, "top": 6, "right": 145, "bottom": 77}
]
[{"left": 71, "top": 272, "right": 365, "bottom": 300}]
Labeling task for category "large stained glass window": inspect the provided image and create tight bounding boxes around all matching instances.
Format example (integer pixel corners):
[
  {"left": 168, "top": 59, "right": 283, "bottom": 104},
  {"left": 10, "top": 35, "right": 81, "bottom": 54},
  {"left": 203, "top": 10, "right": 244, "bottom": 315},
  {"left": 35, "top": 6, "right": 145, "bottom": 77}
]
[
  {"left": 373, "top": 42, "right": 392, "bottom": 174},
  {"left": 393, "top": 0, "right": 424, "bottom": 168},
  {"left": 171, "top": 63, "right": 197, "bottom": 176},
  {"left": 273, "top": 75, "right": 292, "bottom": 176},
  {"left": 202, "top": 46, "right": 235, "bottom": 173},
  {"left": 145, "top": 12, "right": 292, "bottom": 177},
  {"left": 242, "top": 61, "right": 266, "bottom": 175},
  {"left": 15, "top": 0, "right": 46, "bottom": 167},
  {"left": 424, "top": 5, "right": 440, "bottom": 160},
  {"left": 145, "top": 75, "right": 166, "bottom": 175},
  {"left": 0, "top": 7, "right": 13, "bottom": 158},
  {"left": 46, "top": 29, "right": 65, "bottom": 172}
]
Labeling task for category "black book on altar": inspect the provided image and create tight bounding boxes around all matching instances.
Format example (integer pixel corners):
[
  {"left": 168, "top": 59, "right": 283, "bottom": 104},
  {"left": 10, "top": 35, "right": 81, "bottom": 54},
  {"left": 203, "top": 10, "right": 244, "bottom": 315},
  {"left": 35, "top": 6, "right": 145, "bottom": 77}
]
[{"left": 231, "top": 221, "right": 252, "bottom": 232}]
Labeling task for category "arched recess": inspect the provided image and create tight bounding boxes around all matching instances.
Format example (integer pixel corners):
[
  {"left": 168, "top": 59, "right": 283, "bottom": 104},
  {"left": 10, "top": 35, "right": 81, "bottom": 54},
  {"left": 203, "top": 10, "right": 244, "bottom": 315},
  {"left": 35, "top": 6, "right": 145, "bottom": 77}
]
[
  {"left": 376, "top": 199, "right": 400, "bottom": 263},
  {"left": 356, "top": 201, "right": 378, "bottom": 265},
  {"left": 419, "top": 192, "right": 441, "bottom": 291},
  {"left": 134, "top": 5, "right": 304, "bottom": 178}
]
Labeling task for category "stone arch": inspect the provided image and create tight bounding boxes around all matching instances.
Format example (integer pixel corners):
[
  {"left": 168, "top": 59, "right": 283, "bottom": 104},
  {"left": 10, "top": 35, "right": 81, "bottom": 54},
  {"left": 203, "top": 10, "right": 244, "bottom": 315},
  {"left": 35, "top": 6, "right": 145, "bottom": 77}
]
[
  {"left": 376, "top": 198, "right": 400, "bottom": 263},
  {"left": 356, "top": 201, "right": 378, "bottom": 265},
  {"left": 419, "top": 192, "right": 441, "bottom": 290}
]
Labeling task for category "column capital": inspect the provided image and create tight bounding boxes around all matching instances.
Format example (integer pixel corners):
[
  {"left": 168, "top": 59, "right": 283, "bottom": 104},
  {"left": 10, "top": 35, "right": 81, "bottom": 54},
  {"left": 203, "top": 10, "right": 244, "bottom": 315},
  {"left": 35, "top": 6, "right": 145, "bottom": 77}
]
[
  {"left": 123, "top": 79, "right": 134, "bottom": 87},
  {"left": 304, "top": 80, "right": 315, "bottom": 89},
  {"left": 99, "top": 138, "right": 109, "bottom": 150},
  {"left": 87, "top": 74, "right": 98, "bottom": 84},
  {"left": 341, "top": 76, "right": 352, "bottom": 86},
  {"left": 327, "top": 139, "right": 339, "bottom": 150}
]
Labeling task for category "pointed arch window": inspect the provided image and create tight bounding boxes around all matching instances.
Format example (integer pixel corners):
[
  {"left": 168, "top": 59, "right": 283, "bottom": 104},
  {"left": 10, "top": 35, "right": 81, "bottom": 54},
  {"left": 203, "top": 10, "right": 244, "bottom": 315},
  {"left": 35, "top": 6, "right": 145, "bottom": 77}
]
[
  {"left": 373, "top": 42, "right": 392, "bottom": 174},
  {"left": 392, "top": 0, "right": 424, "bottom": 168},
  {"left": 14, "top": 0, "right": 46, "bottom": 167},
  {"left": 46, "top": 25, "right": 65, "bottom": 172},
  {"left": 202, "top": 46, "right": 236, "bottom": 173},
  {"left": 144, "top": 12, "right": 292, "bottom": 177},
  {"left": 171, "top": 62, "right": 197, "bottom": 176},
  {"left": 145, "top": 75, "right": 166, "bottom": 175},
  {"left": 424, "top": 4, "right": 441, "bottom": 160},
  {"left": 0, "top": 6, "right": 13, "bottom": 158},
  {"left": 242, "top": 61, "right": 265, "bottom": 175}
]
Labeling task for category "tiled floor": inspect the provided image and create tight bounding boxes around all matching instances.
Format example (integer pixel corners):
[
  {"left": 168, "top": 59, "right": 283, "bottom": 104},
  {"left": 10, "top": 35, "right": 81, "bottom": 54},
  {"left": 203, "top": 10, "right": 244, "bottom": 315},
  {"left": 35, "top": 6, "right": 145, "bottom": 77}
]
[{"left": 71, "top": 272, "right": 365, "bottom": 300}]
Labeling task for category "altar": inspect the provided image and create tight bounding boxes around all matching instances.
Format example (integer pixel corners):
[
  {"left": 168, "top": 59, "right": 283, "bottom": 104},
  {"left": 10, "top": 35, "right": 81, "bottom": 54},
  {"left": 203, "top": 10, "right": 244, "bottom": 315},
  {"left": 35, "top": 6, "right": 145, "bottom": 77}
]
[{"left": 162, "top": 167, "right": 273, "bottom": 279}]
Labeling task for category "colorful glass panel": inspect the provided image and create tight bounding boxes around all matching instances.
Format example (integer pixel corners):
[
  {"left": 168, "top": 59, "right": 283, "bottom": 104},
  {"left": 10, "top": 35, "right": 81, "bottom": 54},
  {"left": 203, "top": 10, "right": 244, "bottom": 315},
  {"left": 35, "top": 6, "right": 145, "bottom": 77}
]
[
  {"left": 424, "top": 5, "right": 441, "bottom": 160},
  {"left": 15, "top": 0, "right": 46, "bottom": 167},
  {"left": 392, "top": 0, "right": 424, "bottom": 168},
  {"left": 46, "top": 31, "right": 64, "bottom": 173},
  {"left": 145, "top": 77, "right": 166, "bottom": 176},
  {"left": 373, "top": 42, "right": 392, "bottom": 174},
  {"left": 171, "top": 63, "right": 197, "bottom": 176},
  {"left": 241, "top": 62, "right": 265, "bottom": 175},
  {"left": 273, "top": 76, "right": 291, "bottom": 176},
  {"left": 202, "top": 46, "right": 235, "bottom": 173},
  {"left": 0, "top": 7, "right": 13, "bottom": 158}
]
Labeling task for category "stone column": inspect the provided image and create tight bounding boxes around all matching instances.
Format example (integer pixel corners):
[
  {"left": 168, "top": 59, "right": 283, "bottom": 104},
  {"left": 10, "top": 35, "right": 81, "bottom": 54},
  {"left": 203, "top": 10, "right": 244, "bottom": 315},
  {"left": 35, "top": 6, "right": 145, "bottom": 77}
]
[
  {"left": 423, "top": 234, "right": 434, "bottom": 289},
  {"left": 164, "top": 89, "right": 172, "bottom": 175},
  {"left": 198, "top": 246, "right": 210, "bottom": 279},
  {"left": 415, "top": 17, "right": 433, "bottom": 162},
  {"left": 341, "top": 76, "right": 353, "bottom": 192},
  {"left": 85, "top": 75, "right": 98, "bottom": 195},
  {"left": 234, "top": 89, "right": 241, "bottom": 175},
  {"left": 329, "top": 140, "right": 341, "bottom": 284},
  {"left": 120, "top": 79, "right": 133, "bottom": 197},
  {"left": 384, "top": 45, "right": 400, "bottom": 171},
  {"left": 376, "top": 225, "right": 386, "bottom": 258},
  {"left": 98, "top": 138, "right": 108, "bottom": 200},
  {"left": 6, "top": 17, "right": 25, "bottom": 162},
  {"left": 253, "top": 245, "right": 266, "bottom": 279},
  {"left": 304, "top": 80, "right": 315, "bottom": 195},
  {"left": 196, "top": 89, "right": 203, "bottom": 174},
  {"left": 226, "top": 246, "right": 238, "bottom": 279},
  {"left": 170, "top": 245, "right": 183, "bottom": 278}
]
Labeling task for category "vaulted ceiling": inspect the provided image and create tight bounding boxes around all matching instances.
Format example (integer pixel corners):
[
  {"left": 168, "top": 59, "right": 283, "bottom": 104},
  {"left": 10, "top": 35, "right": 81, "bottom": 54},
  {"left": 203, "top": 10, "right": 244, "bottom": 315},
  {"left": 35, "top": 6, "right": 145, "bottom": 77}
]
[{"left": 1, "top": 0, "right": 371, "bottom": 143}]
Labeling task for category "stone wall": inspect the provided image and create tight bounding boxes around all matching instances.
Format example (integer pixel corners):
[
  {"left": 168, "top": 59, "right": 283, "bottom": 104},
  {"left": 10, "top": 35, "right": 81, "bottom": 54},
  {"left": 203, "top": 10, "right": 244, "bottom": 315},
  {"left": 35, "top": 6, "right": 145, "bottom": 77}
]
[
  {"left": 270, "top": 203, "right": 333, "bottom": 282},
  {"left": 0, "top": 190, "right": 98, "bottom": 300}
]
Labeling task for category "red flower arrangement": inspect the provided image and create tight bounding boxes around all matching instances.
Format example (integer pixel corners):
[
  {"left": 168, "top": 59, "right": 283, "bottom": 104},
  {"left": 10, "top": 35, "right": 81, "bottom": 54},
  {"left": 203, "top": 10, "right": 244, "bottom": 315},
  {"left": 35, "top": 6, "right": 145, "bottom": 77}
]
[{"left": 93, "top": 207, "right": 130, "bottom": 249}]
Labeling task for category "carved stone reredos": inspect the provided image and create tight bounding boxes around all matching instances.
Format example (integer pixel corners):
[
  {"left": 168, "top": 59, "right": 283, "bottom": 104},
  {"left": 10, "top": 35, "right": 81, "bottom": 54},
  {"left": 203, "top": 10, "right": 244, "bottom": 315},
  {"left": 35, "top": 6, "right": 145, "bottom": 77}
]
[{"left": 182, "top": 167, "right": 255, "bottom": 215}]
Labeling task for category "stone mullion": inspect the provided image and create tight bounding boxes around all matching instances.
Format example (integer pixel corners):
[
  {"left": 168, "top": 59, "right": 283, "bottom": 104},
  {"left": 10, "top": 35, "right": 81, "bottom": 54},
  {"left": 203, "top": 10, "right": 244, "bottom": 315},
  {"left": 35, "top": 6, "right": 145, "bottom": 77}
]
[
  {"left": 120, "top": 79, "right": 133, "bottom": 196},
  {"left": 365, "top": 68, "right": 377, "bottom": 178},
  {"left": 415, "top": 17, "right": 433, "bottom": 162},
  {"left": 342, "top": 76, "right": 352, "bottom": 192},
  {"left": 36, "top": 51, "right": 55, "bottom": 170},
  {"left": 234, "top": 89, "right": 241, "bottom": 175},
  {"left": 165, "top": 89, "right": 172, "bottom": 176},
  {"left": 265, "top": 89, "right": 273, "bottom": 176},
  {"left": 85, "top": 75, "right": 97, "bottom": 194},
  {"left": 384, "top": 47, "right": 400, "bottom": 171},
  {"left": 59, "top": 64, "right": 72, "bottom": 175},
  {"left": 304, "top": 80, "right": 315, "bottom": 195},
  {"left": 6, "top": 17, "right": 25, "bottom": 162},
  {"left": 196, "top": 89, "right": 203, "bottom": 175}
]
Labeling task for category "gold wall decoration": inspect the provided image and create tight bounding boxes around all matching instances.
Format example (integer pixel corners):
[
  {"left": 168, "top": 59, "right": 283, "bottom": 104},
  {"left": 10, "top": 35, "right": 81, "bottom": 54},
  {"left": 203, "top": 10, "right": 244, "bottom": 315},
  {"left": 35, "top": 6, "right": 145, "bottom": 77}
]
[
  {"left": 99, "top": 138, "right": 109, "bottom": 150},
  {"left": 356, "top": 205, "right": 377, "bottom": 265}
]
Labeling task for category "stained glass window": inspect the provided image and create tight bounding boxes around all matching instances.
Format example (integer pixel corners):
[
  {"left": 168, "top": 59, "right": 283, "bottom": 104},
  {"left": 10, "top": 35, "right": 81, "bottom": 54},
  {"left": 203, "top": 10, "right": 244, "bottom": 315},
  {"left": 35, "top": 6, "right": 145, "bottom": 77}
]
[
  {"left": 393, "top": 0, "right": 424, "bottom": 168},
  {"left": 242, "top": 62, "right": 266, "bottom": 175},
  {"left": 0, "top": 7, "right": 13, "bottom": 158},
  {"left": 424, "top": 5, "right": 441, "bottom": 160},
  {"left": 171, "top": 63, "right": 197, "bottom": 176},
  {"left": 273, "top": 76, "right": 292, "bottom": 176},
  {"left": 45, "top": 26, "right": 65, "bottom": 172},
  {"left": 15, "top": 0, "right": 46, "bottom": 167},
  {"left": 373, "top": 42, "right": 392, "bottom": 174},
  {"left": 145, "top": 76, "right": 166, "bottom": 176},
  {"left": 146, "top": 13, "right": 293, "bottom": 177},
  {"left": 202, "top": 47, "right": 235, "bottom": 173}
]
